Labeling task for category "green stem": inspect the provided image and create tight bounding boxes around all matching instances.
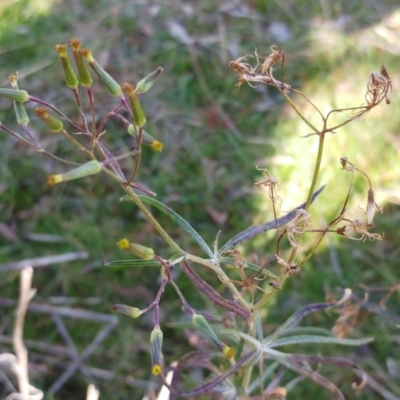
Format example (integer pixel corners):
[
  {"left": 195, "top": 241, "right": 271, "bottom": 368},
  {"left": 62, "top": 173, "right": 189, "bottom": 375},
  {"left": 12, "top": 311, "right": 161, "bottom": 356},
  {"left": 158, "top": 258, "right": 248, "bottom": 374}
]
[
  {"left": 281, "top": 91, "right": 320, "bottom": 135},
  {"left": 305, "top": 132, "right": 325, "bottom": 209},
  {"left": 123, "top": 185, "right": 184, "bottom": 253}
]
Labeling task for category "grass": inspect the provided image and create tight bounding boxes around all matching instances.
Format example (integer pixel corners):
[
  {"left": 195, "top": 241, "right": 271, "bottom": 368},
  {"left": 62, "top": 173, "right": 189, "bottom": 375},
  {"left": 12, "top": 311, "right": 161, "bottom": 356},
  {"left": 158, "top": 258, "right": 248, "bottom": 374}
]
[{"left": 0, "top": 0, "right": 399, "bottom": 399}]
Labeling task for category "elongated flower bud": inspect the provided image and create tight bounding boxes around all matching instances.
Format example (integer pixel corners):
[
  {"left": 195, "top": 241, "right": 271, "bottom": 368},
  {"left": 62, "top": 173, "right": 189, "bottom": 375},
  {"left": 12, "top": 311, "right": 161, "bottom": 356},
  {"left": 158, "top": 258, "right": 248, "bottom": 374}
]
[
  {"left": 117, "top": 238, "right": 155, "bottom": 260},
  {"left": 121, "top": 83, "right": 146, "bottom": 128},
  {"left": 55, "top": 44, "right": 79, "bottom": 89},
  {"left": 192, "top": 314, "right": 235, "bottom": 359},
  {"left": 150, "top": 327, "right": 164, "bottom": 375},
  {"left": 13, "top": 101, "right": 29, "bottom": 126},
  {"left": 0, "top": 88, "right": 29, "bottom": 103},
  {"left": 136, "top": 67, "right": 163, "bottom": 94},
  {"left": 35, "top": 108, "right": 63, "bottom": 132},
  {"left": 69, "top": 38, "right": 93, "bottom": 88},
  {"left": 81, "top": 48, "right": 122, "bottom": 97},
  {"left": 7, "top": 73, "right": 30, "bottom": 127},
  {"left": 127, "top": 125, "right": 163, "bottom": 152},
  {"left": 47, "top": 160, "right": 102, "bottom": 185},
  {"left": 112, "top": 304, "right": 142, "bottom": 318}
]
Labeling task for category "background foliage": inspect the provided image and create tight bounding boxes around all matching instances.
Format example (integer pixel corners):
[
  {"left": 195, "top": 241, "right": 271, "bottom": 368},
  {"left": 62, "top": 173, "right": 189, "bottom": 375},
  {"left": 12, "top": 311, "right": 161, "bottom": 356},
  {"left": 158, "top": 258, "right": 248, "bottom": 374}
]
[{"left": 0, "top": 0, "right": 399, "bottom": 399}]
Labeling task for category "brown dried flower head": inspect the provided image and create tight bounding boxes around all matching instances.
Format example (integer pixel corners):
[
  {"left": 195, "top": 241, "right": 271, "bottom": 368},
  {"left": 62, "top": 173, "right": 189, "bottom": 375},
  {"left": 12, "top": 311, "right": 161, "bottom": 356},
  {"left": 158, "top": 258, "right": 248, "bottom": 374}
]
[
  {"left": 336, "top": 218, "right": 383, "bottom": 242},
  {"left": 256, "top": 45, "right": 284, "bottom": 74},
  {"left": 286, "top": 209, "right": 311, "bottom": 249},
  {"left": 366, "top": 65, "right": 391, "bottom": 106},
  {"left": 340, "top": 157, "right": 354, "bottom": 172},
  {"left": 364, "top": 189, "right": 383, "bottom": 226}
]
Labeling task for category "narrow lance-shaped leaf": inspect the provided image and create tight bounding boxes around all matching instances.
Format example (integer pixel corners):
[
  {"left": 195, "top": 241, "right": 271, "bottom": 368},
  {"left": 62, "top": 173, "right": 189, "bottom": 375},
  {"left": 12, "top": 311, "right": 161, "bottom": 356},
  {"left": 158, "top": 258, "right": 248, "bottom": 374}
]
[
  {"left": 137, "top": 195, "right": 214, "bottom": 258},
  {"left": 263, "top": 347, "right": 346, "bottom": 400},
  {"left": 105, "top": 259, "right": 160, "bottom": 268},
  {"left": 265, "top": 334, "right": 373, "bottom": 349},
  {"left": 169, "top": 350, "right": 256, "bottom": 398},
  {"left": 220, "top": 185, "right": 325, "bottom": 252}
]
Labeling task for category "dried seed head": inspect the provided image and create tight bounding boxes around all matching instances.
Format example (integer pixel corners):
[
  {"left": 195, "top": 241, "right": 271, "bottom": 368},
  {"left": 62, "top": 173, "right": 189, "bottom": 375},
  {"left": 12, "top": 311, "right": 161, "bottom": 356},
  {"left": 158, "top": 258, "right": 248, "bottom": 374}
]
[
  {"left": 340, "top": 157, "right": 354, "bottom": 171},
  {"left": 254, "top": 166, "right": 280, "bottom": 205},
  {"left": 286, "top": 209, "right": 311, "bottom": 249},
  {"left": 276, "top": 255, "right": 299, "bottom": 275},
  {"left": 366, "top": 65, "right": 391, "bottom": 106},
  {"left": 336, "top": 218, "right": 383, "bottom": 242},
  {"left": 364, "top": 189, "right": 383, "bottom": 226},
  {"left": 256, "top": 45, "right": 284, "bottom": 74}
]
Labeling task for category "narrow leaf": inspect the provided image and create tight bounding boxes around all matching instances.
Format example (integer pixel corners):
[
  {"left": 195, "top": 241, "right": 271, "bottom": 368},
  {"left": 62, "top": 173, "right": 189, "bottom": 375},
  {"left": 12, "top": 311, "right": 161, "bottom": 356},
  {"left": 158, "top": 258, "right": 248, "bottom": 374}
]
[
  {"left": 105, "top": 259, "right": 160, "bottom": 268},
  {"left": 264, "top": 335, "right": 374, "bottom": 348},
  {"left": 138, "top": 195, "right": 214, "bottom": 258},
  {"left": 221, "top": 185, "right": 325, "bottom": 252}
]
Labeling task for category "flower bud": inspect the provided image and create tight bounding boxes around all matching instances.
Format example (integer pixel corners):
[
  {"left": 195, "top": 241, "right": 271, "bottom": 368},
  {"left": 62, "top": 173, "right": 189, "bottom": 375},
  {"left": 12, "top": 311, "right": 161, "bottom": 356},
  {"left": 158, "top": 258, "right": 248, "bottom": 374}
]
[
  {"left": 54, "top": 44, "right": 79, "bottom": 89},
  {"left": 35, "top": 108, "right": 63, "bottom": 132},
  {"left": 150, "top": 327, "right": 164, "bottom": 375},
  {"left": 69, "top": 38, "right": 93, "bottom": 88},
  {"left": 136, "top": 66, "right": 163, "bottom": 94},
  {"left": 112, "top": 304, "right": 142, "bottom": 318},
  {"left": 13, "top": 101, "right": 30, "bottom": 127},
  {"left": 81, "top": 48, "right": 123, "bottom": 97},
  {"left": 192, "top": 314, "right": 235, "bottom": 359},
  {"left": 0, "top": 88, "right": 29, "bottom": 103},
  {"left": 121, "top": 83, "right": 146, "bottom": 128},
  {"left": 127, "top": 126, "right": 163, "bottom": 152},
  {"left": 47, "top": 160, "right": 102, "bottom": 185},
  {"left": 117, "top": 238, "right": 155, "bottom": 260}
]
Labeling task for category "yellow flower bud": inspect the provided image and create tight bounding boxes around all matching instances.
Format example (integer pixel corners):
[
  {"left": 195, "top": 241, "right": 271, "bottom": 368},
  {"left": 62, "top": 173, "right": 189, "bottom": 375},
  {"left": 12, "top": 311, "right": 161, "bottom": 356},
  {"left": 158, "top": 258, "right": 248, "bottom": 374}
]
[
  {"left": 13, "top": 101, "right": 30, "bottom": 127},
  {"left": 150, "top": 327, "right": 163, "bottom": 375},
  {"left": 117, "top": 239, "right": 155, "bottom": 260},
  {"left": 112, "top": 304, "right": 142, "bottom": 318},
  {"left": 35, "top": 108, "right": 63, "bottom": 133},
  {"left": 69, "top": 38, "right": 93, "bottom": 88},
  {"left": 81, "top": 48, "right": 122, "bottom": 97},
  {"left": 55, "top": 44, "right": 79, "bottom": 89},
  {"left": 0, "top": 88, "right": 29, "bottom": 103},
  {"left": 136, "top": 66, "right": 163, "bottom": 94},
  {"left": 192, "top": 314, "right": 235, "bottom": 359},
  {"left": 121, "top": 83, "right": 146, "bottom": 128},
  {"left": 47, "top": 160, "right": 102, "bottom": 185}
]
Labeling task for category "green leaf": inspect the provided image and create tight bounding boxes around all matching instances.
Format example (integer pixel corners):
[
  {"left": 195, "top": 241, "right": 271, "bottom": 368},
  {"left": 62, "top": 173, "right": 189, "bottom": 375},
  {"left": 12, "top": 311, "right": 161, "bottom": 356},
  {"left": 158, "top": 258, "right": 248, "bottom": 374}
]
[
  {"left": 138, "top": 195, "right": 214, "bottom": 258},
  {"left": 263, "top": 334, "right": 374, "bottom": 348},
  {"left": 105, "top": 259, "right": 160, "bottom": 268}
]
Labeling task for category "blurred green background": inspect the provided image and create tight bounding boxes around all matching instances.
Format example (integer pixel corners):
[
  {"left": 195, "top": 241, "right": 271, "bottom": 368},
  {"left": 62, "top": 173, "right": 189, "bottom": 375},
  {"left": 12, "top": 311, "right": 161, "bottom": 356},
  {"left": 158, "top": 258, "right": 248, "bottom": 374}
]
[{"left": 0, "top": 0, "right": 399, "bottom": 399}]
